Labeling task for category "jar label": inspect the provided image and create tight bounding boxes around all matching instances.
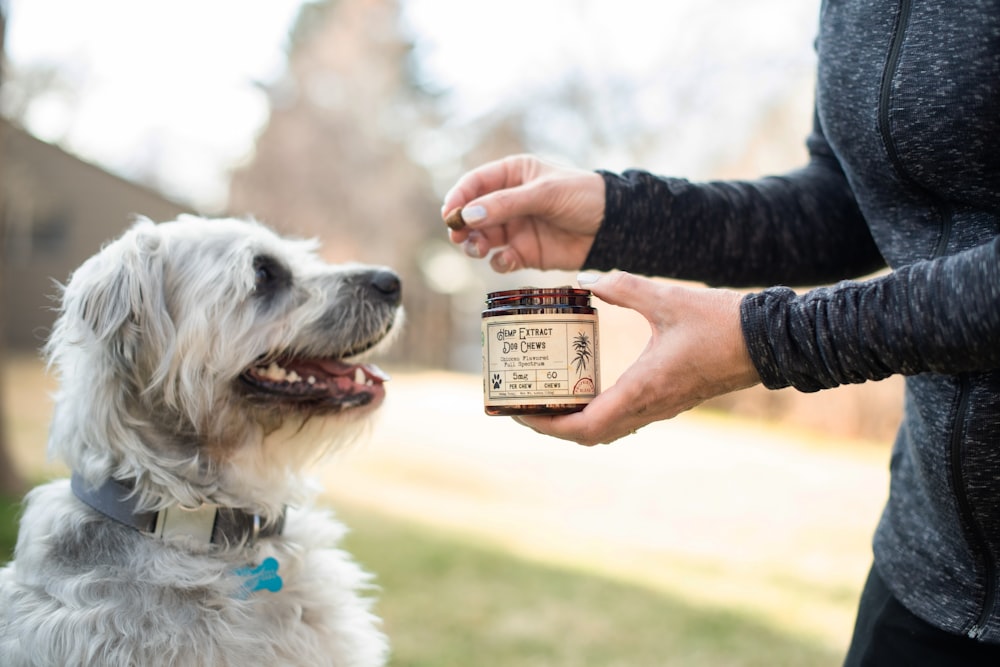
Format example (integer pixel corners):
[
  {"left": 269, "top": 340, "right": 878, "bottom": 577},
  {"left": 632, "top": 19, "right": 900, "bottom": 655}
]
[{"left": 482, "top": 314, "right": 600, "bottom": 407}]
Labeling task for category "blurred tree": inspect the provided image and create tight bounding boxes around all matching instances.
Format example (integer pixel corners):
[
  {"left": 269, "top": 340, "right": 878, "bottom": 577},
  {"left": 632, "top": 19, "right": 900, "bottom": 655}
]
[
  {"left": 231, "top": 0, "right": 437, "bottom": 256},
  {"left": 225, "top": 0, "right": 651, "bottom": 370},
  {"left": 229, "top": 0, "right": 465, "bottom": 368},
  {"left": 0, "top": 0, "right": 28, "bottom": 496}
]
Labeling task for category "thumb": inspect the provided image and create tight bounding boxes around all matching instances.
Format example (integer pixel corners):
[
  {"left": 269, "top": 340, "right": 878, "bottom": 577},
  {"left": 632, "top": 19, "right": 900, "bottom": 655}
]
[{"left": 577, "top": 272, "right": 660, "bottom": 317}]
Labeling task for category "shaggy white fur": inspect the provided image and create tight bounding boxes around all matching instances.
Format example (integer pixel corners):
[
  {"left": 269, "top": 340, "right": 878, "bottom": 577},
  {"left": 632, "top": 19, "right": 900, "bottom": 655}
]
[{"left": 0, "top": 216, "right": 403, "bottom": 666}]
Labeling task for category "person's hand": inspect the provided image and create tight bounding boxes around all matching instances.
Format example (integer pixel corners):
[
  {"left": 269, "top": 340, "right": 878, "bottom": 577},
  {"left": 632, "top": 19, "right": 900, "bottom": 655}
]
[
  {"left": 515, "top": 272, "right": 762, "bottom": 446},
  {"left": 441, "top": 154, "right": 605, "bottom": 273}
]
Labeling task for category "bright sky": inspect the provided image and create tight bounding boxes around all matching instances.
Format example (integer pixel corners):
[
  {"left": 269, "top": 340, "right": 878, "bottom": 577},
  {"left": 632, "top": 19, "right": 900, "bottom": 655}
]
[
  {"left": 4, "top": 0, "right": 304, "bottom": 210},
  {"left": 4, "top": 0, "right": 820, "bottom": 212}
]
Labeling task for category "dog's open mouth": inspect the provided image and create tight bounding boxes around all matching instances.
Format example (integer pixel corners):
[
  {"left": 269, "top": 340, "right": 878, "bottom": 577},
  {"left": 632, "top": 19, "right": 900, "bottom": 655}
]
[{"left": 239, "top": 357, "right": 390, "bottom": 410}]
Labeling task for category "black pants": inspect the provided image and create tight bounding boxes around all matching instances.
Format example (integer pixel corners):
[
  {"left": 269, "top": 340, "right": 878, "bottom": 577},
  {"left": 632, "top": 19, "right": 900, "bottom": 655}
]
[{"left": 844, "top": 566, "right": 1000, "bottom": 666}]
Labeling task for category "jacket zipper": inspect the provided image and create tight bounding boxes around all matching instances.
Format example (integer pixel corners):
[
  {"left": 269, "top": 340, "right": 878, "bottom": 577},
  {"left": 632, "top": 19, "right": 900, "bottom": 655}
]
[
  {"left": 877, "top": 0, "right": 911, "bottom": 178},
  {"left": 948, "top": 376, "right": 994, "bottom": 639},
  {"left": 878, "top": 0, "right": 952, "bottom": 258},
  {"left": 878, "top": 0, "right": 993, "bottom": 638}
]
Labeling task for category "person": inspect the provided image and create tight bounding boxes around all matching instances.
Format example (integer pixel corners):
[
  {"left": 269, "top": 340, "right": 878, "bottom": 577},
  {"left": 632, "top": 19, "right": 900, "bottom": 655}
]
[{"left": 440, "top": 3, "right": 1000, "bottom": 665}]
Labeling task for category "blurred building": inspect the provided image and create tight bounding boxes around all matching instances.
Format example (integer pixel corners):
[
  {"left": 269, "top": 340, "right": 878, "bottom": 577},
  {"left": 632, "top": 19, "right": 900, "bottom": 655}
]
[{"left": 1, "top": 118, "right": 194, "bottom": 351}]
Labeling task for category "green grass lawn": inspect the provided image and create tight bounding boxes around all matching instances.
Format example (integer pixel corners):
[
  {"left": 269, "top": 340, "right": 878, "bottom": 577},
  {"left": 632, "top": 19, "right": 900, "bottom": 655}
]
[
  {"left": 0, "top": 493, "right": 21, "bottom": 563},
  {"left": 0, "top": 494, "right": 839, "bottom": 666},
  {"left": 337, "top": 506, "right": 842, "bottom": 667}
]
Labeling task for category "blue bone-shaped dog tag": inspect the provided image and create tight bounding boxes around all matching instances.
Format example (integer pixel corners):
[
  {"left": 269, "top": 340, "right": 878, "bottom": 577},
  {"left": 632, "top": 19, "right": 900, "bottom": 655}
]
[{"left": 234, "top": 557, "right": 283, "bottom": 596}]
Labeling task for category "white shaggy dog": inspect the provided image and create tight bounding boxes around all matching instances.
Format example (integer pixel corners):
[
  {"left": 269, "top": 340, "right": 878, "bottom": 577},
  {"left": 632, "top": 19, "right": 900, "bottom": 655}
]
[{"left": 0, "top": 216, "right": 403, "bottom": 666}]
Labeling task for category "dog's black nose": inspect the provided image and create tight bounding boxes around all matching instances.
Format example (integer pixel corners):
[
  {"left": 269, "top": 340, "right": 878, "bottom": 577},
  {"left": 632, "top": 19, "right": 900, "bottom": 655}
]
[{"left": 370, "top": 269, "right": 402, "bottom": 305}]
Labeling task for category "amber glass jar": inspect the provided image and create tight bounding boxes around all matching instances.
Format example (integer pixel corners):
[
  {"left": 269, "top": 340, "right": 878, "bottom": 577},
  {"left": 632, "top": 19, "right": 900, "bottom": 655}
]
[{"left": 481, "top": 287, "right": 600, "bottom": 416}]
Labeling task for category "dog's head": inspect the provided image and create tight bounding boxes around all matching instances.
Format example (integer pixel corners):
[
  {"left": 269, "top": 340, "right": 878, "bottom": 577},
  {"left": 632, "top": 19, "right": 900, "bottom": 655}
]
[{"left": 46, "top": 216, "right": 403, "bottom": 512}]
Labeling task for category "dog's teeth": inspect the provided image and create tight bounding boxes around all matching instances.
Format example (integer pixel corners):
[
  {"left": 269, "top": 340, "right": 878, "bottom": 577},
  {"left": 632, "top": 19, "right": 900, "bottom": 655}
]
[
  {"left": 255, "top": 362, "right": 291, "bottom": 382},
  {"left": 307, "top": 375, "right": 316, "bottom": 385},
  {"left": 354, "top": 368, "right": 365, "bottom": 385},
  {"left": 287, "top": 370, "right": 302, "bottom": 383}
]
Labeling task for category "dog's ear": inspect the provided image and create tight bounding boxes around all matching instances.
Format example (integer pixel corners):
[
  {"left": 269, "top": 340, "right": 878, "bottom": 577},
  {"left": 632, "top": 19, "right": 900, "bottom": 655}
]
[{"left": 52, "top": 219, "right": 169, "bottom": 368}]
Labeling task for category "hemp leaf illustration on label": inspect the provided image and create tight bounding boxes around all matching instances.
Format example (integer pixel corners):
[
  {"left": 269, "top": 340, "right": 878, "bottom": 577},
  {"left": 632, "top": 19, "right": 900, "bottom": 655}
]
[{"left": 572, "top": 331, "right": 592, "bottom": 377}]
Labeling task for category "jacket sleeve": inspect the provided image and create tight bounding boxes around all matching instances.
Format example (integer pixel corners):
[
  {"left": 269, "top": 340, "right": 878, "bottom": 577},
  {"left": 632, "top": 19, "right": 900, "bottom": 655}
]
[
  {"left": 583, "top": 109, "right": 1000, "bottom": 388},
  {"left": 742, "top": 236, "right": 1000, "bottom": 390},
  {"left": 583, "top": 109, "right": 886, "bottom": 287}
]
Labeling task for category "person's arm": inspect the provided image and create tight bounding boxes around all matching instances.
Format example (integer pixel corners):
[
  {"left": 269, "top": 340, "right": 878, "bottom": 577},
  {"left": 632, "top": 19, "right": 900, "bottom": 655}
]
[
  {"left": 585, "top": 111, "right": 886, "bottom": 287},
  {"left": 743, "top": 237, "right": 1000, "bottom": 391},
  {"left": 513, "top": 236, "right": 1000, "bottom": 446}
]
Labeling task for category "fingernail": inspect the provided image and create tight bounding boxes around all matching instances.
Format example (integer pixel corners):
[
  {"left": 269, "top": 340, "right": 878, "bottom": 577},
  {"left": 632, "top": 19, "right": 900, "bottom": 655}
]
[
  {"left": 577, "top": 272, "right": 601, "bottom": 286},
  {"left": 462, "top": 205, "right": 487, "bottom": 224},
  {"left": 463, "top": 238, "right": 481, "bottom": 258},
  {"left": 494, "top": 252, "right": 512, "bottom": 272}
]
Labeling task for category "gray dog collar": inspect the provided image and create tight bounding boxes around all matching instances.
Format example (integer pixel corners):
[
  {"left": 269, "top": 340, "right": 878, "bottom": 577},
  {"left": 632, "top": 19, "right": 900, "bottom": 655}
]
[{"left": 71, "top": 473, "right": 285, "bottom": 546}]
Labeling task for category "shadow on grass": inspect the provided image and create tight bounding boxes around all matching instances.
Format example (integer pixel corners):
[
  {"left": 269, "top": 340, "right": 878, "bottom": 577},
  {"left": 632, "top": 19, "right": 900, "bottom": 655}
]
[{"left": 0, "top": 494, "right": 844, "bottom": 667}]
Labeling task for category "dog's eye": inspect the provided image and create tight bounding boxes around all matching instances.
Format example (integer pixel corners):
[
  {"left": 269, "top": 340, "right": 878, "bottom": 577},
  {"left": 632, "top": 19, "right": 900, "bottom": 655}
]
[
  {"left": 252, "top": 255, "right": 290, "bottom": 294},
  {"left": 255, "top": 264, "right": 273, "bottom": 288}
]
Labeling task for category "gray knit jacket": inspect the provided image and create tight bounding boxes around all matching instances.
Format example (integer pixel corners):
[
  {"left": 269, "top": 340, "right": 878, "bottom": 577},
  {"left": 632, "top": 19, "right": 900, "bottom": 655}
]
[{"left": 583, "top": 0, "right": 1000, "bottom": 641}]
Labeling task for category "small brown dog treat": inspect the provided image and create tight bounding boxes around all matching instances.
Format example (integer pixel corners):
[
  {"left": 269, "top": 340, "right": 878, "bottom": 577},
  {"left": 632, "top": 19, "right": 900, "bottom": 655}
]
[{"left": 444, "top": 208, "right": 466, "bottom": 231}]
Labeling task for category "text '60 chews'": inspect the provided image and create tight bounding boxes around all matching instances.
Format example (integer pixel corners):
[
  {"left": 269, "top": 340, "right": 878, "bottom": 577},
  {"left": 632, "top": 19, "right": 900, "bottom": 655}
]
[{"left": 481, "top": 287, "right": 600, "bottom": 416}]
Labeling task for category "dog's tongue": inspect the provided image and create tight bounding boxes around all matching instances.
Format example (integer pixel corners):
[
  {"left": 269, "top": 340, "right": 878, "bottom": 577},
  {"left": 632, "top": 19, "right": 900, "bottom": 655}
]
[
  {"left": 244, "top": 355, "right": 391, "bottom": 411},
  {"left": 311, "top": 360, "right": 389, "bottom": 405},
  {"left": 314, "top": 360, "right": 390, "bottom": 384},
  {"left": 246, "top": 357, "right": 390, "bottom": 406}
]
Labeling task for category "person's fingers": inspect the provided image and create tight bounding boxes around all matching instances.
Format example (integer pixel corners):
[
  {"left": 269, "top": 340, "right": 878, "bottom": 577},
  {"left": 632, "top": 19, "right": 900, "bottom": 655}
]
[
  {"left": 514, "top": 379, "right": 649, "bottom": 446},
  {"left": 459, "top": 230, "right": 487, "bottom": 258},
  {"left": 441, "top": 155, "right": 537, "bottom": 218},
  {"left": 453, "top": 186, "right": 539, "bottom": 235},
  {"left": 578, "top": 272, "right": 665, "bottom": 322},
  {"left": 488, "top": 246, "right": 527, "bottom": 273}
]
